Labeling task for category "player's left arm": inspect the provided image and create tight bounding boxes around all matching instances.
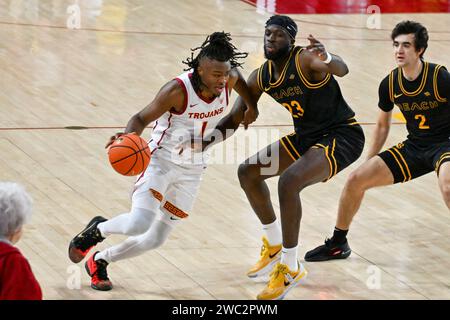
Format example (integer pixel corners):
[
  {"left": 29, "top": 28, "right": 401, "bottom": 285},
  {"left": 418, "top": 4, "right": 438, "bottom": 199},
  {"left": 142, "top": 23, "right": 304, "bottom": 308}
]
[
  {"left": 306, "top": 34, "right": 349, "bottom": 77},
  {"left": 228, "top": 68, "right": 259, "bottom": 128},
  {"left": 436, "top": 66, "right": 450, "bottom": 101}
]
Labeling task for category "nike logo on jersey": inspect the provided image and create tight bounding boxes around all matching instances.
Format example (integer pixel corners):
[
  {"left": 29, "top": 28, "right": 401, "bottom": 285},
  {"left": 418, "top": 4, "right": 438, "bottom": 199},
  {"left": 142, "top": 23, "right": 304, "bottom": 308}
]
[
  {"left": 394, "top": 93, "right": 403, "bottom": 99},
  {"left": 170, "top": 217, "right": 179, "bottom": 220},
  {"left": 190, "top": 103, "right": 198, "bottom": 108}
]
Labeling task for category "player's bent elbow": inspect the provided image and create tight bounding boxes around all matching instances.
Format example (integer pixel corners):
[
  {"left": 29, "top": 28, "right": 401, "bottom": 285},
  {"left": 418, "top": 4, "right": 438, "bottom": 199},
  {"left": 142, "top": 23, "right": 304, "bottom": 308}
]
[
  {"left": 334, "top": 65, "right": 349, "bottom": 77},
  {"left": 342, "top": 65, "right": 349, "bottom": 76}
]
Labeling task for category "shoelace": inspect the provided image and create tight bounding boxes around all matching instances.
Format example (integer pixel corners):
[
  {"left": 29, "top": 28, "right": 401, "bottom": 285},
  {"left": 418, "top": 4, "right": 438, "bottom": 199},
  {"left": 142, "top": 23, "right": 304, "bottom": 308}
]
[
  {"left": 268, "top": 264, "right": 288, "bottom": 286},
  {"left": 76, "top": 227, "right": 104, "bottom": 251},
  {"left": 260, "top": 245, "right": 268, "bottom": 257},
  {"left": 260, "top": 237, "right": 276, "bottom": 258}
]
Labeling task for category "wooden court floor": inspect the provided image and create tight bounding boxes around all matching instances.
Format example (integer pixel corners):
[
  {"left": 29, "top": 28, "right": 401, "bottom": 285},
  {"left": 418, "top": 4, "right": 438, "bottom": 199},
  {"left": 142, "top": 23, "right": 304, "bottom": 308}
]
[{"left": 0, "top": 0, "right": 449, "bottom": 299}]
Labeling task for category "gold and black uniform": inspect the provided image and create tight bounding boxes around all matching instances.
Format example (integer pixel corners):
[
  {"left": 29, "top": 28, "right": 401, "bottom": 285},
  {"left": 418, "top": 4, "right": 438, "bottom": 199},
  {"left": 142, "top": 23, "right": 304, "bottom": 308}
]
[
  {"left": 257, "top": 46, "right": 364, "bottom": 181},
  {"left": 378, "top": 61, "right": 450, "bottom": 183}
]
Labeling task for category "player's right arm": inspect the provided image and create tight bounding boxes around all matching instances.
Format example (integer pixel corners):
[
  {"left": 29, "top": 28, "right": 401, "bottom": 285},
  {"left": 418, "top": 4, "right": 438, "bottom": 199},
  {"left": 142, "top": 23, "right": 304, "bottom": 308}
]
[
  {"left": 106, "top": 80, "right": 184, "bottom": 148},
  {"left": 202, "top": 68, "right": 264, "bottom": 151},
  {"left": 306, "top": 35, "right": 349, "bottom": 77},
  {"left": 366, "top": 110, "right": 392, "bottom": 159},
  {"left": 366, "top": 76, "right": 394, "bottom": 159}
]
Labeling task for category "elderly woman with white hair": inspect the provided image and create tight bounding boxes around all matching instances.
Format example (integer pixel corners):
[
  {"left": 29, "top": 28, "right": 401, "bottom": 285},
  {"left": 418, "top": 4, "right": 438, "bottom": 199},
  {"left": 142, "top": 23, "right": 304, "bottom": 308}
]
[{"left": 0, "top": 182, "right": 42, "bottom": 300}]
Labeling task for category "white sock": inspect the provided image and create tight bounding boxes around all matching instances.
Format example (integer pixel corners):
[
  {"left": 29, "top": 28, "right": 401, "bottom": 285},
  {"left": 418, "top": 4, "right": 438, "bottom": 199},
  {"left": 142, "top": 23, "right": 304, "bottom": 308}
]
[
  {"left": 95, "top": 250, "right": 108, "bottom": 262},
  {"left": 262, "top": 220, "right": 282, "bottom": 246},
  {"left": 280, "top": 246, "right": 298, "bottom": 272}
]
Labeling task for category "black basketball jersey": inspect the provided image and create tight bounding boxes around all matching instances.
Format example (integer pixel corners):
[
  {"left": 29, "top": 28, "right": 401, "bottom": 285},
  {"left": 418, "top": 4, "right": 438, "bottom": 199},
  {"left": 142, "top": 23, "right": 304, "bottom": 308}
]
[
  {"left": 379, "top": 62, "right": 450, "bottom": 145},
  {"left": 256, "top": 46, "right": 355, "bottom": 138}
]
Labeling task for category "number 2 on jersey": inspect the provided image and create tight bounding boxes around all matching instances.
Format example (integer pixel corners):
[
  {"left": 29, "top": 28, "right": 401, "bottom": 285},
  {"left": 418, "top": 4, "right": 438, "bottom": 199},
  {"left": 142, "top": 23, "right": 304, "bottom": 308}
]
[{"left": 414, "top": 114, "right": 430, "bottom": 129}]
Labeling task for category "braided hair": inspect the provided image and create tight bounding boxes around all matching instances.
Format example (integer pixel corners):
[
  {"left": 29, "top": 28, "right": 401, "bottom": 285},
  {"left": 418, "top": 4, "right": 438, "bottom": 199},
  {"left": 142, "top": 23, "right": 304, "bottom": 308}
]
[{"left": 183, "top": 32, "right": 248, "bottom": 93}]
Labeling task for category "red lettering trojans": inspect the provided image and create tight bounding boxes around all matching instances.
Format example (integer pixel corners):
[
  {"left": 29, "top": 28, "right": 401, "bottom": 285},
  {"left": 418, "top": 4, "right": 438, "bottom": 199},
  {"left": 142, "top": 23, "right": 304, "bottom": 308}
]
[{"left": 188, "top": 107, "right": 224, "bottom": 119}]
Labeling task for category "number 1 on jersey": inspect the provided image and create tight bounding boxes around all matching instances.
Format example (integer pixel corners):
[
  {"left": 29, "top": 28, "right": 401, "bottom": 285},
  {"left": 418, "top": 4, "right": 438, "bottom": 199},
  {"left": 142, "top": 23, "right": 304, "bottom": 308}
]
[{"left": 201, "top": 121, "right": 208, "bottom": 138}]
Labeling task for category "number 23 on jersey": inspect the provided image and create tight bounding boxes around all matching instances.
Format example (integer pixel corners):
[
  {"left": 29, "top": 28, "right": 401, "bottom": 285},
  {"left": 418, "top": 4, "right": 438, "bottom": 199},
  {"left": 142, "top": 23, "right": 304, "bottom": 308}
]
[{"left": 282, "top": 100, "right": 304, "bottom": 118}]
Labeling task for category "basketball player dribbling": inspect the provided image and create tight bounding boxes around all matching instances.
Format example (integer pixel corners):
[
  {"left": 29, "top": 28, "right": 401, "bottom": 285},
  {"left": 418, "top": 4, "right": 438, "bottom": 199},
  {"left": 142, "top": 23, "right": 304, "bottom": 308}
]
[{"left": 68, "top": 32, "right": 258, "bottom": 291}]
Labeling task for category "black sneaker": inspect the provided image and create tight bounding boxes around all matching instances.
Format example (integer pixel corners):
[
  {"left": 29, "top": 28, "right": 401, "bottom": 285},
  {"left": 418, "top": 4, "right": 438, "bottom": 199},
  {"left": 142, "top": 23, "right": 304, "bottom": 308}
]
[
  {"left": 85, "top": 252, "right": 113, "bottom": 291},
  {"left": 304, "top": 238, "right": 351, "bottom": 262},
  {"left": 68, "top": 216, "right": 107, "bottom": 263}
]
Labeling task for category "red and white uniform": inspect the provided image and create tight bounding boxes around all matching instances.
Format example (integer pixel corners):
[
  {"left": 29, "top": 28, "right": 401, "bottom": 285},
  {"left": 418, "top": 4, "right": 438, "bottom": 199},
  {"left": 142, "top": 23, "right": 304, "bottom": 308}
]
[
  {"left": 94, "top": 71, "right": 233, "bottom": 264},
  {"left": 133, "top": 71, "right": 230, "bottom": 222},
  {"left": 149, "top": 71, "right": 229, "bottom": 166}
]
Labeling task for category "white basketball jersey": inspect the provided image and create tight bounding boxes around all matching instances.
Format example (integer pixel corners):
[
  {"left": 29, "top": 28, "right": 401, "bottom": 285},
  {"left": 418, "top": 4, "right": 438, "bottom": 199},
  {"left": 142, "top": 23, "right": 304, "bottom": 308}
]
[{"left": 149, "top": 71, "right": 230, "bottom": 165}]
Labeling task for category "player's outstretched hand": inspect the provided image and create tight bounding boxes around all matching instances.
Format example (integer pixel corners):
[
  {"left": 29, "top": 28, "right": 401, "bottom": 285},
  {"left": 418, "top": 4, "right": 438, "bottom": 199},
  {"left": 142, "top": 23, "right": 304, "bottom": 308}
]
[{"left": 306, "top": 34, "right": 328, "bottom": 60}]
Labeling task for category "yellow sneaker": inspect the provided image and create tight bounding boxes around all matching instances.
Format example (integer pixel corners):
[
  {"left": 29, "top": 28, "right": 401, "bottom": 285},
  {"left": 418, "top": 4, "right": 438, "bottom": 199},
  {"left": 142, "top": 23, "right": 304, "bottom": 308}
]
[
  {"left": 247, "top": 236, "right": 282, "bottom": 279},
  {"left": 256, "top": 262, "right": 307, "bottom": 300}
]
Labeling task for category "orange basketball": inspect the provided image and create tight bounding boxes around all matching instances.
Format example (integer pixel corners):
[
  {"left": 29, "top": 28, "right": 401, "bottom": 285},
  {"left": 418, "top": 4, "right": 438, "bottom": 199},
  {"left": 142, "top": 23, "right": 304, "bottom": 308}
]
[{"left": 108, "top": 134, "right": 151, "bottom": 176}]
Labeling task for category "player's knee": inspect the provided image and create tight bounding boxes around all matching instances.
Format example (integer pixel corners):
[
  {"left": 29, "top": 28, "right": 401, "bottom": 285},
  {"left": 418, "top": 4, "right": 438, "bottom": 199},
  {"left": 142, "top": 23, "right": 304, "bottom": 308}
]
[
  {"left": 238, "top": 163, "right": 255, "bottom": 185},
  {"left": 124, "top": 215, "right": 153, "bottom": 236},
  {"left": 142, "top": 234, "right": 167, "bottom": 250},
  {"left": 345, "top": 170, "right": 367, "bottom": 192},
  {"left": 123, "top": 221, "right": 149, "bottom": 236},
  {"left": 278, "top": 172, "right": 305, "bottom": 195},
  {"left": 123, "top": 207, "right": 157, "bottom": 236},
  {"left": 440, "top": 183, "right": 450, "bottom": 203}
]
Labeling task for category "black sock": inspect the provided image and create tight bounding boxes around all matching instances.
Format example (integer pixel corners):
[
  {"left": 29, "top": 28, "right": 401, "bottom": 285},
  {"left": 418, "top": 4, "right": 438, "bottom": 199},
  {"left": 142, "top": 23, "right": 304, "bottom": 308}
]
[{"left": 331, "top": 227, "right": 348, "bottom": 244}]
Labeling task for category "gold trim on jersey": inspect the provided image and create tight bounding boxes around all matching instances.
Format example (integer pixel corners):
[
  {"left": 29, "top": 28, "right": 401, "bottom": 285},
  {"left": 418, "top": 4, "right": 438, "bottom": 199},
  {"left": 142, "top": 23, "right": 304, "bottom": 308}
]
[
  {"left": 433, "top": 65, "right": 448, "bottom": 103},
  {"left": 398, "top": 62, "right": 429, "bottom": 96},
  {"left": 389, "top": 71, "right": 394, "bottom": 102},
  {"left": 295, "top": 48, "right": 331, "bottom": 89},
  {"left": 314, "top": 141, "right": 337, "bottom": 181},
  {"left": 347, "top": 117, "right": 359, "bottom": 125},
  {"left": 257, "top": 65, "right": 264, "bottom": 92},
  {"left": 280, "top": 137, "right": 297, "bottom": 161},
  {"left": 263, "top": 48, "right": 297, "bottom": 91},
  {"left": 285, "top": 136, "right": 301, "bottom": 158},
  {"left": 391, "top": 146, "right": 412, "bottom": 182},
  {"left": 330, "top": 139, "right": 338, "bottom": 177},
  {"left": 314, "top": 143, "right": 333, "bottom": 180},
  {"left": 435, "top": 152, "right": 450, "bottom": 172},
  {"left": 387, "top": 149, "right": 408, "bottom": 182}
]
